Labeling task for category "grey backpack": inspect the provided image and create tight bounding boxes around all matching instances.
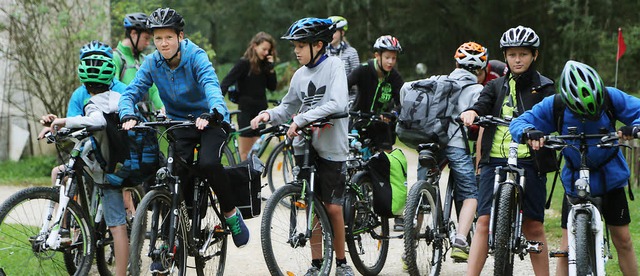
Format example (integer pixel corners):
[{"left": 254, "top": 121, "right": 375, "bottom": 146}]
[{"left": 396, "top": 75, "right": 473, "bottom": 149}]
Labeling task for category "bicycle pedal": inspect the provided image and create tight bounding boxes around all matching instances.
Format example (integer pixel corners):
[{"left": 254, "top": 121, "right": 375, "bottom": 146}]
[
  {"left": 549, "top": 251, "right": 568, "bottom": 258},
  {"left": 526, "top": 240, "right": 543, "bottom": 254}
]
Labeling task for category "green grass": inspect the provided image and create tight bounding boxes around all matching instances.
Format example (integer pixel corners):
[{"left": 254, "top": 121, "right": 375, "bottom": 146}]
[
  {"left": 0, "top": 156, "right": 56, "bottom": 186},
  {"left": 0, "top": 223, "right": 69, "bottom": 274},
  {"left": 544, "top": 172, "right": 640, "bottom": 275}
]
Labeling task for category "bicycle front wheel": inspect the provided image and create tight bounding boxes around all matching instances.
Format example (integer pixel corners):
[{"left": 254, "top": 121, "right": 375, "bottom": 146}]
[
  {"left": 261, "top": 184, "right": 334, "bottom": 275},
  {"left": 574, "top": 212, "right": 596, "bottom": 275},
  {"left": 403, "top": 180, "right": 442, "bottom": 276},
  {"left": 344, "top": 173, "right": 389, "bottom": 275},
  {"left": 195, "top": 186, "right": 228, "bottom": 276},
  {"left": 96, "top": 185, "right": 145, "bottom": 276},
  {"left": 129, "top": 189, "right": 187, "bottom": 276},
  {"left": 0, "top": 186, "right": 94, "bottom": 276},
  {"left": 493, "top": 183, "right": 516, "bottom": 276}
]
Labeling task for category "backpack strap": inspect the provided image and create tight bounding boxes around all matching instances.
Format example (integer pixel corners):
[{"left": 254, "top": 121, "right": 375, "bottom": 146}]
[{"left": 114, "top": 48, "right": 140, "bottom": 81}]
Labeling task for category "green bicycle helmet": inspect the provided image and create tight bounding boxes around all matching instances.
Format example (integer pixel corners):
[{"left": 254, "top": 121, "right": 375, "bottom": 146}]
[
  {"left": 78, "top": 54, "right": 116, "bottom": 85},
  {"left": 558, "top": 60, "right": 606, "bottom": 120}
]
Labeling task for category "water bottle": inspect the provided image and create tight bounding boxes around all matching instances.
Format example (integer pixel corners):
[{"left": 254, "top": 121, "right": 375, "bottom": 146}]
[{"left": 248, "top": 134, "right": 266, "bottom": 159}]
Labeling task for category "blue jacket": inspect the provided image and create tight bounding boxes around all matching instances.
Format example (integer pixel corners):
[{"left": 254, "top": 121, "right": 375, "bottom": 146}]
[
  {"left": 510, "top": 87, "right": 640, "bottom": 196},
  {"left": 67, "top": 80, "right": 127, "bottom": 117},
  {"left": 118, "top": 39, "right": 228, "bottom": 122}
]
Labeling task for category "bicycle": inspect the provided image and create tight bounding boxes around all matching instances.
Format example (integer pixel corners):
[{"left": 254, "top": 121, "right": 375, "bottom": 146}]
[
  {"left": 342, "top": 111, "right": 403, "bottom": 275},
  {"left": 0, "top": 126, "right": 144, "bottom": 276},
  {"left": 402, "top": 116, "right": 502, "bottom": 275},
  {"left": 544, "top": 128, "right": 623, "bottom": 275},
  {"left": 260, "top": 113, "right": 347, "bottom": 275},
  {"left": 128, "top": 118, "right": 229, "bottom": 276}
]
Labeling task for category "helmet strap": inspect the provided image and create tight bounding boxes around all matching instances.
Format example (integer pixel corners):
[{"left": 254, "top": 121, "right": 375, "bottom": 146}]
[{"left": 129, "top": 34, "right": 141, "bottom": 58}]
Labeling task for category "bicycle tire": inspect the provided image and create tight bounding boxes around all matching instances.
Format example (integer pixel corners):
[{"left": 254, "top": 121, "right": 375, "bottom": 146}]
[
  {"left": 493, "top": 183, "right": 516, "bottom": 276},
  {"left": 194, "top": 186, "right": 228, "bottom": 276},
  {"left": 403, "top": 180, "right": 442, "bottom": 276},
  {"left": 344, "top": 173, "right": 389, "bottom": 275},
  {"left": 96, "top": 185, "right": 145, "bottom": 276},
  {"left": 222, "top": 144, "right": 237, "bottom": 166},
  {"left": 574, "top": 212, "right": 596, "bottom": 275},
  {"left": 266, "top": 141, "right": 295, "bottom": 197},
  {"left": 261, "top": 184, "right": 334, "bottom": 275},
  {"left": 0, "top": 186, "right": 94, "bottom": 276},
  {"left": 129, "top": 189, "right": 188, "bottom": 276}
]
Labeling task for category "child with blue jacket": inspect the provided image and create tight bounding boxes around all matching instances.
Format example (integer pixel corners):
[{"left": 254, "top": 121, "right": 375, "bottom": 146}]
[{"left": 510, "top": 60, "right": 639, "bottom": 275}]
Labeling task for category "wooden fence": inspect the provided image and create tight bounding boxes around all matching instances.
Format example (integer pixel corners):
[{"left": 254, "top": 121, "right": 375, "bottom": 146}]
[{"left": 622, "top": 140, "right": 639, "bottom": 188}]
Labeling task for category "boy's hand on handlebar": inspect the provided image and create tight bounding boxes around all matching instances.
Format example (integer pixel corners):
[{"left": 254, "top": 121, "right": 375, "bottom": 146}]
[
  {"left": 459, "top": 110, "right": 478, "bottom": 126},
  {"left": 618, "top": 125, "right": 640, "bottom": 140},
  {"left": 40, "top": 114, "right": 58, "bottom": 127},
  {"left": 251, "top": 112, "right": 270, "bottom": 129},
  {"left": 525, "top": 129, "right": 545, "bottom": 150},
  {"left": 121, "top": 116, "right": 138, "bottom": 130},
  {"left": 286, "top": 122, "right": 299, "bottom": 138}
]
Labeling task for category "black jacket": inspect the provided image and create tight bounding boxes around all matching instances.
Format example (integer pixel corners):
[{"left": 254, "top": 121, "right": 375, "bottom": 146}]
[
  {"left": 469, "top": 69, "right": 558, "bottom": 174},
  {"left": 348, "top": 59, "right": 403, "bottom": 114},
  {"left": 221, "top": 58, "right": 277, "bottom": 110}
]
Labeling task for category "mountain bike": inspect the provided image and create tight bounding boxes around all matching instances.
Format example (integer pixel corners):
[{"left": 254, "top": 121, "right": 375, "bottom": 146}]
[
  {"left": 544, "top": 128, "right": 623, "bottom": 275},
  {"left": 260, "top": 113, "right": 347, "bottom": 275},
  {"left": 403, "top": 115, "right": 491, "bottom": 276},
  {"left": 0, "top": 126, "right": 144, "bottom": 276},
  {"left": 128, "top": 118, "right": 229, "bottom": 276},
  {"left": 343, "top": 111, "right": 401, "bottom": 275}
]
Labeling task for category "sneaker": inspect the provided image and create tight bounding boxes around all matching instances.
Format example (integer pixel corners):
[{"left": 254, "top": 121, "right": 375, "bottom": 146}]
[
  {"left": 304, "top": 266, "right": 320, "bottom": 276},
  {"left": 450, "top": 238, "right": 470, "bottom": 262},
  {"left": 225, "top": 209, "right": 250, "bottom": 247},
  {"left": 393, "top": 217, "right": 404, "bottom": 232},
  {"left": 149, "top": 261, "right": 168, "bottom": 274},
  {"left": 335, "top": 263, "right": 355, "bottom": 276}
]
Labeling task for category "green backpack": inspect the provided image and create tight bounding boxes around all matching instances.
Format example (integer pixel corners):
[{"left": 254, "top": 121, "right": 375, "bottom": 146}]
[{"left": 367, "top": 148, "right": 408, "bottom": 217}]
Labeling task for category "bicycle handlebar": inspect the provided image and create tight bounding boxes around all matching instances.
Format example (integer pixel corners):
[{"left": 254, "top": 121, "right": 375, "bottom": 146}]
[
  {"left": 543, "top": 132, "right": 621, "bottom": 150},
  {"left": 348, "top": 111, "right": 396, "bottom": 121},
  {"left": 454, "top": 115, "right": 511, "bottom": 127}
]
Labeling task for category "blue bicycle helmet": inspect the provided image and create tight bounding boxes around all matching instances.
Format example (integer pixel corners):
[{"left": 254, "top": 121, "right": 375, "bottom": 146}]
[
  {"left": 124, "top": 12, "right": 148, "bottom": 30},
  {"left": 79, "top": 40, "right": 113, "bottom": 60},
  {"left": 281, "top": 17, "right": 335, "bottom": 43}
]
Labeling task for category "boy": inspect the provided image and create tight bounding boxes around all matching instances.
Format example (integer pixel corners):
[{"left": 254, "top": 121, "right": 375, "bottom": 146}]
[
  {"left": 119, "top": 7, "right": 246, "bottom": 273},
  {"left": 459, "top": 26, "right": 556, "bottom": 275},
  {"left": 49, "top": 54, "right": 129, "bottom": 276},
  {"left": 250, "top": 17, "right": 353, "bottom": 276},
  {"left": 510, "top": 60, "right": 638, "bottom": 276}
]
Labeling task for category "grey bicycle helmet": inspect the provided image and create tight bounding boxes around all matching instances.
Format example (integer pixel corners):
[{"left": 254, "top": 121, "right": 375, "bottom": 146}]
[
  {"left": 373, "top": 35, "right": 402, "bottom": 53},
  {"left": 499, "top": 26, "right": 540, "bottom": 50},
  {"left": 147, "top": 8, "right": 184, "bottom": 33},
  {"left": 558, "top": 60, "right": 606, "bottom": 120}
]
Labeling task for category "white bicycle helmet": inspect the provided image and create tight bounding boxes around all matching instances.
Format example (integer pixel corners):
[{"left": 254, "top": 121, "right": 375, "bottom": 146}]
[
  {"left": 454, "top": 42, "right": 488, "bottom": 70},
  {"left": 373, "top": 35, "right": 402, "bottom": 53},
  {"left": 500, "top": 26, "right": 540, "bottom": 49}
]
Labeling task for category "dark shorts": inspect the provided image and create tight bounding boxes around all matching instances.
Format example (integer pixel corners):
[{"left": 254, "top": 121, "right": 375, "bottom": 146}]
[
  {"left": 238, "top": 104, "right": 265, "bottom": 137},
  {"left": 561, "top": 187, "right": 631, "bottom": 228},
  {"left": 477, "top": 158, "right": 547, "bottom": 222},
  {"left": 295, "top": 149, "right": 346, "bottom": 205}
]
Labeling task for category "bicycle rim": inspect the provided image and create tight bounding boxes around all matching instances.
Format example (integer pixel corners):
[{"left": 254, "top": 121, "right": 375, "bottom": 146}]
[
  {"left": 195, "top": 187, "right": 228, "bottom": 276},
  {"left": 96, "top": 185, "right": 145, "bottom": 276},
  {"left": 493, "top": 184, "right": 516, "bottom": 276},
  {"left": 345, "top": 175, "right": 389, "bottom": 275},
  {"left": 129, "top": 190, "right": 187, "bottom": 275},
  {"left": 403, "top": 180, "right": 442, "bottom": 276},
  {"left": 261, "top": 185, "right": 334, "bottom": 275},
  {"left": 0, "top": 186, "right": 94, "bottom": 276}
]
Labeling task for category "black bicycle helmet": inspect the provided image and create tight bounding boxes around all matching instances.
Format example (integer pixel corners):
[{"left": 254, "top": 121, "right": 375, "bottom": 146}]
[
  {"left": 281, "top": 17, "right": 335, "bottom": 44},
  {"left": 147, "top": 8, "right": 184, "bottom": 33},
  {"left": 500, "top": 26, "right": 540, "bottom": 50},
  {"left": 124, "top": 12, "right": 148, "bottom": 30}
]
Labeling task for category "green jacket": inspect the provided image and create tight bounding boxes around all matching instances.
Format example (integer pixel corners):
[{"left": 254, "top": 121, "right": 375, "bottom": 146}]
[{"left": 113, "top": 41, "right": 163, "bottom": 110}]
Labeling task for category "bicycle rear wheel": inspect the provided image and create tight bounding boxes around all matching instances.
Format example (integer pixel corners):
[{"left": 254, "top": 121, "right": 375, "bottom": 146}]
[
  {"left": 261, "top": 184, "right": 334, "bottom": 275},
  {"left": 344, "top": 173, "right": 389, "bottom": 275},
  {"left": 0, "top": 186, "right": 94, "bottom": 276},
  {"left": 403, "top": 180, "right": 442, "bottom": 276},
  {"left": 96, "top": 185, "right": 145, "bottom": 276},
  {"left": 574, "top": 212, "right": 596, "bottom": 275},
  {"left": 129, "top": 189, "right": 187, "bottom": 275},
  {"left": 493, "top": 183, "right": 516, "bottom": 276},
  {"left": 195, "top": 186, "right": 228, "bottom": 276}
]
